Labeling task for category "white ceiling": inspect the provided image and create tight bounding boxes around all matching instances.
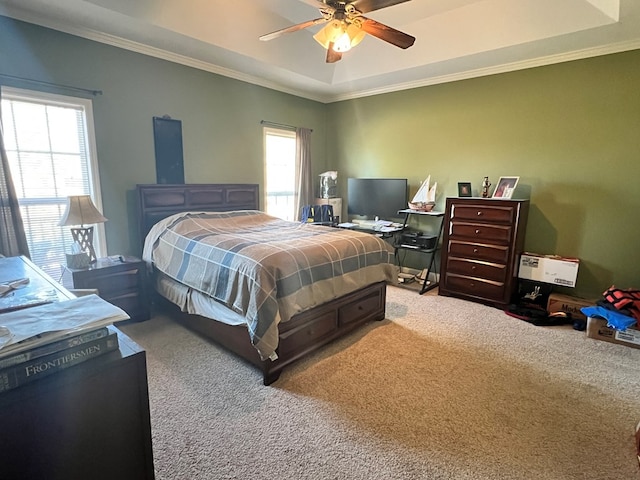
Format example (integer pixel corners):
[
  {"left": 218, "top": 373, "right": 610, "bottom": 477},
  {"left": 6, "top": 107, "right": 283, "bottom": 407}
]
[{"left": 1, "top": 0, "right": 639, "bottom": 103}]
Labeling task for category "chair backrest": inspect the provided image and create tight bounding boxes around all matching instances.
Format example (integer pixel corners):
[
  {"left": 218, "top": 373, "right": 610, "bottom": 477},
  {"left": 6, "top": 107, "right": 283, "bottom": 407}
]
[{"left": 301, "top": 204, "right": 333, "bottom": 223}]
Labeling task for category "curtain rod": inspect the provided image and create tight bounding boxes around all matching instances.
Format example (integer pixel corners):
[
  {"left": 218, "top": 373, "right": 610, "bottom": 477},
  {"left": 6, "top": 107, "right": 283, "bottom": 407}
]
[
  {"left": 0, "top": 73, "right": 102, "bottom": 96},
  {"left": 260, "top": 120, "right": 312, "bottom": 132}
]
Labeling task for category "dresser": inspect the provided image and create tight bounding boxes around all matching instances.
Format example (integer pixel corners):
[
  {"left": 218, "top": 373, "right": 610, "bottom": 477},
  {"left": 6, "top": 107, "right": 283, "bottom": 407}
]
[{"left": 439, "top": 197, "right": 529, "bottom": 308}]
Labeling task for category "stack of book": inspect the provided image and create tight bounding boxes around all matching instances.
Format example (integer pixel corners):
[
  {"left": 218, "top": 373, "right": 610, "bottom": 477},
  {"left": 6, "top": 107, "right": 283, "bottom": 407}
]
[{"left": 0, "top": 295, "right": 129, "bottom": 393}]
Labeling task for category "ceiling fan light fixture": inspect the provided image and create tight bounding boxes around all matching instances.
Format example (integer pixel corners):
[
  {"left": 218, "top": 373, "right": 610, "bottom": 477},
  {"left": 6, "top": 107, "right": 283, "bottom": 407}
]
[
  {"left": 333, "top": 24, "right": 365, "bottom": 52},
  {"left": 333, "top": 30, "right": 352, "bottom": 52},
  {"left": 313, "top": 20, "right": 342, "bottom": 49},
  {"left": 314, "top": 20, "right": 365, "bottom": 53}
]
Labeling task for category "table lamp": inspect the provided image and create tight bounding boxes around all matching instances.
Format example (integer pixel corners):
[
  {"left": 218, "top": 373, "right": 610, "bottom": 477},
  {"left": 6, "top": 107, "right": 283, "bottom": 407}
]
[{"left": 58, "top": 195, "right": 107, "bottom": 264}]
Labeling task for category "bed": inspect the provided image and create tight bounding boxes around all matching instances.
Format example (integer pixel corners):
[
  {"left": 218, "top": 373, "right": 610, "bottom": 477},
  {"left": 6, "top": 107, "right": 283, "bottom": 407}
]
[{"left": 137, "top": 183, "right": 397, "bottom": 384}]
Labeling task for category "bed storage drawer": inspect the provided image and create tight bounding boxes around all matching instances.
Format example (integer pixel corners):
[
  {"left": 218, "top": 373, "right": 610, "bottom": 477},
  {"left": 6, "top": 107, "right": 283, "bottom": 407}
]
[
  {"left": 278, "top": 312, "right": 338, "bottom": 356},
  {"left": 338, "top": 288, "right": 384, "bottom": 326}
]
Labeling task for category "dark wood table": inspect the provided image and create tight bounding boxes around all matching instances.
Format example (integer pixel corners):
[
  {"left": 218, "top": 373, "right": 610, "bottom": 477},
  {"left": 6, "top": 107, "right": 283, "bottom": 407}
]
[{"left": 0, "top": 256, "right": 155, "bottom": 480}]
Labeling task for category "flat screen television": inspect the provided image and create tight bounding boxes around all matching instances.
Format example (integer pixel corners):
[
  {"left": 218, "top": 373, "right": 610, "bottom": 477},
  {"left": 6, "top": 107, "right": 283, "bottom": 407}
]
[{"left": 347, "top": 178, "right": 408, "bottom": 220}]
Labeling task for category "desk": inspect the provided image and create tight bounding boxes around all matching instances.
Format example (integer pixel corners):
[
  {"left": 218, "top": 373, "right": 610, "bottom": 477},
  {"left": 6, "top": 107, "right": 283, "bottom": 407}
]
[
  {"left": 0, "top": 256, "right": 155, "bottom": 480},
  {"left": 395, "top": 209, "right": 446, "bottom": 294},
  {"left": 336, "top": 222, "right": 404, "bottom": 238}
]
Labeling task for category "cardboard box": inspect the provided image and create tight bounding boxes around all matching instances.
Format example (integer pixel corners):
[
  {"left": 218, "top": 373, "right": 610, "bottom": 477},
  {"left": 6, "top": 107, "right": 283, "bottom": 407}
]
[
  {"left": 518, "top": 253, "right": 580, "bottom": 288},
  {"left": 586, "top": 317, "right": 640, "bottom": 350},
  {"left": 546, "top": 293, "right": 595, "bottom": 321}
]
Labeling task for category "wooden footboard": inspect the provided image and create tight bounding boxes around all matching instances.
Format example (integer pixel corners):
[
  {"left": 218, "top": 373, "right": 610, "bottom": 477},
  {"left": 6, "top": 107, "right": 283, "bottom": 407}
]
[{"left": 162, "top": 281, "right": 387, "bottom": 385}]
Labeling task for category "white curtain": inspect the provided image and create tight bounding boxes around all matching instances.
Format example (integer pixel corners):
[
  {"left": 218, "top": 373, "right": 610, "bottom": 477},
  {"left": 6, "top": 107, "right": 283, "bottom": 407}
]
[{"left": 294, "top": 127, "right": 313, "bottom": 221}]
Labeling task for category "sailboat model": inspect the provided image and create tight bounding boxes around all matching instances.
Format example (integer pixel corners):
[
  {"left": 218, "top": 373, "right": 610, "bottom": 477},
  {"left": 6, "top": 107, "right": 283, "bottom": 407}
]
[{"left": 408, "top": 175, "right": 437, "bottom": 211}]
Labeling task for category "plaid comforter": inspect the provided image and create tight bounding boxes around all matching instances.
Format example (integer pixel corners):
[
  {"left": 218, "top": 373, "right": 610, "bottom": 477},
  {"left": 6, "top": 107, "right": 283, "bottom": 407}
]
[{"left": 143, "top": 211, "right": 397, "bottom": 360}]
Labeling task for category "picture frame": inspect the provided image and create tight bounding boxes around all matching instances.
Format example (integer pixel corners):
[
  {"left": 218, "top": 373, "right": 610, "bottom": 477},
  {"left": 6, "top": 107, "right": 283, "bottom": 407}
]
[
  {"left": 492, "top": 176, "right": 519, "bottom": 199},
  {"left": 457, "top": 182, "right": 472, "bottom": 197}
]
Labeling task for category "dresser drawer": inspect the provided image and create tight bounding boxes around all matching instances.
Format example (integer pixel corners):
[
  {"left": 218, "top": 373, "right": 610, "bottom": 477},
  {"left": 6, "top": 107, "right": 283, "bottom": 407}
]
[
  {"left": 81, "top": 268, "right": 142, "bottom": 297},
  {"left": 450, "top": 204, "right": 516, "bottom": 224},
  {"left": 278, "top": 312, "right": 337, "bottom": 356},
  {"left": 445, "top": 257, "right": 507, "bottom": 282},
  {"left": 443, "top": 273, "right": 506, "bottom": 302},
  {"left": 449, "top": 221, "right": 512, "bottom": 244},
  {"left": 338, "top": 289, "right": 383, "bottom": 326},
  {"left": 447, "top": 240, "right": 510, "bottom": 264}
]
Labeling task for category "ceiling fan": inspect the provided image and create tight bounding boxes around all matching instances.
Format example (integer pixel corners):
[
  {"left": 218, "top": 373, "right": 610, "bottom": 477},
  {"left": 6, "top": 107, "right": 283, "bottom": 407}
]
[{"left": 259, "top": 0, "right": 415, "bottom": 63}]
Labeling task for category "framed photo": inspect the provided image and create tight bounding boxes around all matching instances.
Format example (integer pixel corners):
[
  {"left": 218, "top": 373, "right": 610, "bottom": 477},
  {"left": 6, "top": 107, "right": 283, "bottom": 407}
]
[
  {"left": 492, "top": 176, "right": 519, "bottom": 199},
  {"left": 457, "top": 182, "right": 472, "bottom": 197}
]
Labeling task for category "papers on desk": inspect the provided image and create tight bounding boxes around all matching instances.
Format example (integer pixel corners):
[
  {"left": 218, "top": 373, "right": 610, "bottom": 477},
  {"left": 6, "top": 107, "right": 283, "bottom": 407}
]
[
  {"left": 0, "top": 294, "right": 129, "bottom": 356},
  {"left": 337, "top": 221, "right": 402, "bottom": 233}
]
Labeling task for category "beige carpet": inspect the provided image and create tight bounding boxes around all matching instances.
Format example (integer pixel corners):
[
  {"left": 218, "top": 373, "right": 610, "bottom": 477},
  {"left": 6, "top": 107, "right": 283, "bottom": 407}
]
[{"left": 120, "top": 286, "right": 640, "bottom": 480}]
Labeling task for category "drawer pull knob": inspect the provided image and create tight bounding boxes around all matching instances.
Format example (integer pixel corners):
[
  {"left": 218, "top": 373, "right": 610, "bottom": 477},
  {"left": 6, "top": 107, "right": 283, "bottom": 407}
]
[
  {"left": 469, "top": 282, "right": 475, "bottom": 288},
  {"left": 471, "top": 266, "right": 477, "bottom": 270},
  {"left": 477, "top": 211, "right": 483, "bottom": 216},
  {"left": 475, "top": 229, "right": 480, "bottom": 234},
  {"left": 473, "top": 248, "right": 479, "bottom": 253}
]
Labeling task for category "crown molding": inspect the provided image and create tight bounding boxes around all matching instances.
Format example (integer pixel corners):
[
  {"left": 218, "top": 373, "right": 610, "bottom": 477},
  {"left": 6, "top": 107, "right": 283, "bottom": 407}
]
[
  {"left": 1, "top": 9, "right": 331, "bottom": 103},
  {"left": 329, "top": 38, "right": 640, "bottom": 102},
  {"left": 3, "top": 9, "right": 639, "bottom": 105}
]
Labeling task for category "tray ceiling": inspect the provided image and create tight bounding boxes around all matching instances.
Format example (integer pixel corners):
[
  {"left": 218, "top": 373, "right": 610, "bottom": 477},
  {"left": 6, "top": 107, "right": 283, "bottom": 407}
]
[{"left": 1, "top": 0, "right": 639, "bottom": 102}]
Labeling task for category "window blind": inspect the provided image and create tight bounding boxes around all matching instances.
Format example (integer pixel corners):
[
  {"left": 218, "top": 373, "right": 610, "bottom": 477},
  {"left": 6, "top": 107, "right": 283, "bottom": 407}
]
[{"left": 1, "top": 88, "right": 104, "bottom": 282}]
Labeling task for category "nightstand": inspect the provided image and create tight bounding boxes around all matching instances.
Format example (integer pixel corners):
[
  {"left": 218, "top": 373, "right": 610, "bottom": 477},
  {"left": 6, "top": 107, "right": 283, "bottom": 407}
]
[{"left": 68, "top": 257, "right": 150, "bottom": 322}]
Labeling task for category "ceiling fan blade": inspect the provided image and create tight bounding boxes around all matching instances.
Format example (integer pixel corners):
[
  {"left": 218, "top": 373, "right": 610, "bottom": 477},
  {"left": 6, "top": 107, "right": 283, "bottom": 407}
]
[
  {"left": 260, "top": 17, "right": 327, "bottom": 42},
  {"left": 349, "top": 0, "right": 411, "bottom": 14},
  {"left": 326, "top": 43, "right": 343, "bottom": 63},
  {"left": 359, "top": 17, "right": 415, "bottom": 49}
]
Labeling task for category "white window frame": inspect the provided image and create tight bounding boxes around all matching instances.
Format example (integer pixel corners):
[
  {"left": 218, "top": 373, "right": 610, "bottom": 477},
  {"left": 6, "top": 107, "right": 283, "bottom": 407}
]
[
  {"left": 1, "top": 86, "right": 106, "bottom": 275},
  {"left": 263, "top": 126, "right": 297, "bottom": 221}
]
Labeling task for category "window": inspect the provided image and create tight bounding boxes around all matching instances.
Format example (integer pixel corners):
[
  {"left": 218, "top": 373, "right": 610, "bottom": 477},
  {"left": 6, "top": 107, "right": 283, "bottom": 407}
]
[
  {"left": 0, "top": 87, "right": 105, "bottom": 281},
  {"left": 263, "top": 127, "right": 296, "bottom": 221}
]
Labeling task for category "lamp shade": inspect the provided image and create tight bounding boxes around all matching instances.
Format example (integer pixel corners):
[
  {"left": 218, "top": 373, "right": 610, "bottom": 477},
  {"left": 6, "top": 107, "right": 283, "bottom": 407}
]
[
  {"left": 58, "top": 195, "right": 107, "bottom": 227},
  {"left": 313, "top": 21, "right": 365, "bottom": 53}
]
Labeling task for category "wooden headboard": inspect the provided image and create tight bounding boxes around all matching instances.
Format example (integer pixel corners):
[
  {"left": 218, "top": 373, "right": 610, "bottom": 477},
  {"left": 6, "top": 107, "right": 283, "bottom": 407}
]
[{"left": 136, "top": 183, "right": 259, "bottom": 246}]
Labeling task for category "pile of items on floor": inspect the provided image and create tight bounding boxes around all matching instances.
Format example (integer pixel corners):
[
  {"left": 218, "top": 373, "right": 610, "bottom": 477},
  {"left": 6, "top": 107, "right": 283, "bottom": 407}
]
[
  {"left": 581, "top": 286, "right": 640, "bottom": 350},
  {"left": 506, "top": 252, "right": 640, "bottom": 350}
]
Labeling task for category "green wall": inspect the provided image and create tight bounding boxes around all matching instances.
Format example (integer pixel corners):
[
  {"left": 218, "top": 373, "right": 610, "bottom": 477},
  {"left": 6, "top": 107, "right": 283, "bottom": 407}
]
[
  {"left": 1, "top": 15, "right": 639, "bottom": 298},
  {"left": 0, "top": 16, "right": 328, "bottom": 255},
  {"left": 326, "top": 50, "right": 640, "bottom": 297}
]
